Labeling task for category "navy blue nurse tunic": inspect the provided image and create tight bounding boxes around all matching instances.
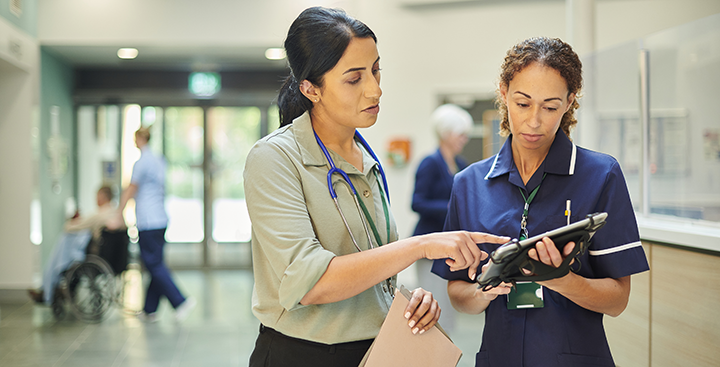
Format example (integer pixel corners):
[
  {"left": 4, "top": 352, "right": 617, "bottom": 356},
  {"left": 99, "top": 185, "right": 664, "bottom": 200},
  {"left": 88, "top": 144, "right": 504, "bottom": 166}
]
[
  {"left": 432, "top": 132, "right": 650, "bottom": 367},
  {"left": 412, "top": 149, "right": 468, "bottom": 236}
]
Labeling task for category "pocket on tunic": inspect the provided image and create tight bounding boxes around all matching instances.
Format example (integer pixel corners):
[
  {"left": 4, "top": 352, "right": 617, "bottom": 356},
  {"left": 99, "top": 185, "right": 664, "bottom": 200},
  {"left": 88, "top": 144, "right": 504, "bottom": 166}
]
[
  {"left": 543, "top": 214, "right": 582, "bottom": 229},
  {"left": 557, "top": 353, "right": 614, "bottom": 366},
  {"left": 542, "top": 215, "right": 585, "bottom": 252},
  {"left": 474, "top": 350, "right": 490, "bottom": 367}
]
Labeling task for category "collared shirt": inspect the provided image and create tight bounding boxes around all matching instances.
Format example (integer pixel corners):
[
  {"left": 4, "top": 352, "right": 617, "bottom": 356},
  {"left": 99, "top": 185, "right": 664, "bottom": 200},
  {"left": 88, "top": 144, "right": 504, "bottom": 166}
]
[
  {"left": 412, "top": 149, "right": 468, "bottom": 235},
  {"left": 433, "top": 132, "right": 649, "bottom": 367},
  {"left": 243, "top": 111, "right": 398, "bottom": 344},
  {"left": 130, "top": 146, "right": 168, "bottom": 231}
]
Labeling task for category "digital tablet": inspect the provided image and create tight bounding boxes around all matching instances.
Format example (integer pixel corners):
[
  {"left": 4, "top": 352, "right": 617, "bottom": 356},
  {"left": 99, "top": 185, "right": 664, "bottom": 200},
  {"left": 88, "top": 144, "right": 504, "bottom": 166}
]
[{"left": 476, "top": 212, "right": 608, "bottom": 290}]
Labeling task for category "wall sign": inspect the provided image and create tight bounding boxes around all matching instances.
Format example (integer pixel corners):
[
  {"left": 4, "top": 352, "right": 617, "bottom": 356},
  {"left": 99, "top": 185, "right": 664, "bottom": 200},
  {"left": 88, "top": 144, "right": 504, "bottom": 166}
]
[{"left": 189, "top": 72, "right": 221, "bottom": 97}]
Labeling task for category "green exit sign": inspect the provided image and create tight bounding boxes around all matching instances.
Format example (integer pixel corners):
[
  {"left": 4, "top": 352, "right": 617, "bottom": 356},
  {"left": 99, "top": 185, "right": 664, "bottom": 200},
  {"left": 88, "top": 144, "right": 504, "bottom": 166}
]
[{"left": 189, "top": 72, "right": 221, "bottom": 97}]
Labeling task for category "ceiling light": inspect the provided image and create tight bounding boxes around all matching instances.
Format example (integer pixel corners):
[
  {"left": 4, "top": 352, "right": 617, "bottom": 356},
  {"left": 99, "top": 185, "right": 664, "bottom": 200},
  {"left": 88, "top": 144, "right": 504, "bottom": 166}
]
[
  {"left": 117, "top": 48, "right": 139, "bottom": 60},
  {"left": 265, "top": 48, "right": 286, "bottom": 60}
]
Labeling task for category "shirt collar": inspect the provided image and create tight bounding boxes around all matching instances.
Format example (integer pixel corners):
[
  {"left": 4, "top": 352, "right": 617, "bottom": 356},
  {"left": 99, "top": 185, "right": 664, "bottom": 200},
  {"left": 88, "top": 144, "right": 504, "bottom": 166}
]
[
  {"left": 484, "top": 131, "right": 577, "bottom": 181},
  {"left": 293, "top": 111, "right": 326, "bottom": 167},
  {"left": 293, "top": 111, "right": 378, "bottom": 176},
  {"left": 544, "top": 130, "right": 577, "bottom": 176}
]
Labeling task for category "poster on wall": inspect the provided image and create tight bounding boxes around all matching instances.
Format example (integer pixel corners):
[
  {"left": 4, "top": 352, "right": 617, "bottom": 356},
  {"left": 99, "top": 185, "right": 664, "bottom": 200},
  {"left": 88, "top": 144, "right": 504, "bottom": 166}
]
[
  {"left": 703, "top": 129, "right": 720, "bottom": 162},
  {"left": 47, "top": 106, "right": 68, "bottom": 194}
]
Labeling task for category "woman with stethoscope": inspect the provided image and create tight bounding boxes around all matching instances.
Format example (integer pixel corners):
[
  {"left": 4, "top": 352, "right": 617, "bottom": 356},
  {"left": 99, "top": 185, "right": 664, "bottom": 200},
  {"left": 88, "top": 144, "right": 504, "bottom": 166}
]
[{"left": 243, "top": 7, "right": 507, "bottom": 367}]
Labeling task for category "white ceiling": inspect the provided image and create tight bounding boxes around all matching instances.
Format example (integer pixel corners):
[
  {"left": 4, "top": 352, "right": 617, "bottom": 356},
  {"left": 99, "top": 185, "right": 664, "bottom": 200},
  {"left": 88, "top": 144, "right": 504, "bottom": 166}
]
[
  {"left": 36, "top": 0, "right": 560, "bottom": 71},
  {"left": 36, "top": 0, "right": 309, "bottom": 71}
]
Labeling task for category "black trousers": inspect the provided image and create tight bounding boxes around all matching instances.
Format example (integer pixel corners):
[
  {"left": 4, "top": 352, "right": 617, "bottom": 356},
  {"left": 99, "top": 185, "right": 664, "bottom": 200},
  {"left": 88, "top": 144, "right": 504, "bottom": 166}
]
[{"left": 249, "top": 324, "right": 373, "bottom": 367}]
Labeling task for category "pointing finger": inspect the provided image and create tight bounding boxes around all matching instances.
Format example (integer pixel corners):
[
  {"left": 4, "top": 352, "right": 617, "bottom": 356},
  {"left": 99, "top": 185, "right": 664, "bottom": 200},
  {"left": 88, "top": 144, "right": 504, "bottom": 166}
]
[{"left": 470, "top": 232, "right": 511, "bottom": 245}]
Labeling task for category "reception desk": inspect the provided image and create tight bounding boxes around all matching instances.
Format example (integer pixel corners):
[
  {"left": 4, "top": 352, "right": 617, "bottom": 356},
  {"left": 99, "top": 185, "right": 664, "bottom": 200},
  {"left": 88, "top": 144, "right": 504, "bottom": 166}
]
[{"left": 605, "top": 217, "right": 720, "bottom": 367}]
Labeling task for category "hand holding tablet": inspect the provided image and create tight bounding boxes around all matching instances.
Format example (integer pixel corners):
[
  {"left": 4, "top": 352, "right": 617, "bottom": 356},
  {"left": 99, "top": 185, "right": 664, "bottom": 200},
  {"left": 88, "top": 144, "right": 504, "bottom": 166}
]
[{"left": 476, "top": 212, "right": 608, "bottom": 291}]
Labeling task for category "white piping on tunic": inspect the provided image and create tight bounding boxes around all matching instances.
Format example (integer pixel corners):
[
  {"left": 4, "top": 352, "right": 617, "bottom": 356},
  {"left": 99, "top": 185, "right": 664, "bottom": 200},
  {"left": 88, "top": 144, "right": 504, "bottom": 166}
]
[
  {"left": 588, "top": 241, "right": 643, "bottom": 256},
  {"left": 484, "top": 154, "right": 500, "bottom": 180},
  {"left": 569, "top": 142, "right": 577, "bottom": 175}
]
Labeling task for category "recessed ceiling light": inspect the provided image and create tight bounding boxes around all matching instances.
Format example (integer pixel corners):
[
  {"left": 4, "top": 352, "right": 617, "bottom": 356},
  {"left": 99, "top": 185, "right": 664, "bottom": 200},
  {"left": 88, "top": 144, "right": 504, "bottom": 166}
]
[
  {"left": 117, "top": 48, "right": 139, "bottom": 60},
  {"left": 265, "top": 48, "right": 286, "bottom": 60}
]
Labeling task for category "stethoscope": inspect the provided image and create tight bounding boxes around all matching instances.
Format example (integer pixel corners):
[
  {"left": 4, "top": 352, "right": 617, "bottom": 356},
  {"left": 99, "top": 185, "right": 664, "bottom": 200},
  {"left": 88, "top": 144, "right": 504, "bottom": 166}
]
[
  {"left": 313, "top": 129, "right": 390, "bottom": 251},
  {"left": 314, "top": 129, "right": 395, "bottom": 297}
]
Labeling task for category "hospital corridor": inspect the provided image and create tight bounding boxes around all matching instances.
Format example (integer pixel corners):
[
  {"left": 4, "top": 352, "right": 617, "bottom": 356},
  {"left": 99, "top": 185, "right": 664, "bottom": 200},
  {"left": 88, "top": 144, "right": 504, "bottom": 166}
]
[
  {"left": 0, "top": 268, "right": 491, "bottom": 367},
  {"left": 1, "top": 1, "right": 720, "bottom": 367}
]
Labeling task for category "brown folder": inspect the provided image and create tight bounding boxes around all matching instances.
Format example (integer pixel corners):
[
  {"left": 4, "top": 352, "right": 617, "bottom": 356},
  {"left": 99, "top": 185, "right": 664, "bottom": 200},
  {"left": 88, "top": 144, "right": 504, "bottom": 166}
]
[{"left": 359, "top": 285, "right": 463, "bottom": 367}]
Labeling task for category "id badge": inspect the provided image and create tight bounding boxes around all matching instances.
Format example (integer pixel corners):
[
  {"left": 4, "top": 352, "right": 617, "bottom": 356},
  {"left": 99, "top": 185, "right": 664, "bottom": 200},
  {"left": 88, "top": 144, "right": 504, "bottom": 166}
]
[{"left": 507, "top": 282, "right": 544, "bottom": 309}]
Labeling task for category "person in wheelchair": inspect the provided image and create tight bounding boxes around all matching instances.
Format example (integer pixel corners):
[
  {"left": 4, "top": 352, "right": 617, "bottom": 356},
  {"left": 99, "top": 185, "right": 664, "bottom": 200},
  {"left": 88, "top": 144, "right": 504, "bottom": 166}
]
[{"left": 28, "top": 185, "right": 126, "bottom": 305}]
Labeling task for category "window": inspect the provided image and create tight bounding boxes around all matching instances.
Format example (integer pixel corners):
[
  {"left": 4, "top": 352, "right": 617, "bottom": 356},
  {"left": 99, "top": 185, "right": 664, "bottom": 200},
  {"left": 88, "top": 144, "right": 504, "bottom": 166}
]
[{"left": 579, "top": 13, "right": 720, "bottom": 225}]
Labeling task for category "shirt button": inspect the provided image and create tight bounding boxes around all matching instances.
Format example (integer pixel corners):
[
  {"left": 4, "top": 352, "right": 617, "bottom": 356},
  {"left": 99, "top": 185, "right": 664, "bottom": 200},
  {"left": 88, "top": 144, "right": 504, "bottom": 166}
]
[{"left": 363, "top": 190, "right": 371, "bottom": 198}]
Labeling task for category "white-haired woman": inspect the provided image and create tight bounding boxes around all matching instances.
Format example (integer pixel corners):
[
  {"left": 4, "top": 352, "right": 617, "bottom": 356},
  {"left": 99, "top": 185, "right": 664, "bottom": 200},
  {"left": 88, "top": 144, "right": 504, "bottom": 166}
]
[
  {"left": 410, "top": 103, "right": 473, "bottom": 335},
  {"left": 411, "top": 104, "right": 473, "bottom": 237}
]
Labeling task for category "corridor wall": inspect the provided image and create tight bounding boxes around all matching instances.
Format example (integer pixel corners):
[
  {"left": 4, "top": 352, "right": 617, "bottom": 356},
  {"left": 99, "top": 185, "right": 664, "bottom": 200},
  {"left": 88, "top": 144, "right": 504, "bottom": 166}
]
[{"left": 0, "top": 11, "right": 38, "bottom": 297}]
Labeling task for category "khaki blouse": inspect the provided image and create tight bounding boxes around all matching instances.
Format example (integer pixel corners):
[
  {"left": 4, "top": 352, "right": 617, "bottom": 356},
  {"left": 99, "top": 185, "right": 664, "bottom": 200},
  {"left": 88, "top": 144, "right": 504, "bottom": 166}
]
[{"left": 243, "top": 111, "right": 398, "bottom": 344}]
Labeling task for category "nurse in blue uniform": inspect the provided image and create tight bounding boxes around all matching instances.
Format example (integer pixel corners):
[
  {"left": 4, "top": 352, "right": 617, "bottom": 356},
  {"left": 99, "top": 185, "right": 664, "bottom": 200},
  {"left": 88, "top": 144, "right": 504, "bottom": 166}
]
[{"left": 432, "top": 37, "right": 650, "bottom": 367}]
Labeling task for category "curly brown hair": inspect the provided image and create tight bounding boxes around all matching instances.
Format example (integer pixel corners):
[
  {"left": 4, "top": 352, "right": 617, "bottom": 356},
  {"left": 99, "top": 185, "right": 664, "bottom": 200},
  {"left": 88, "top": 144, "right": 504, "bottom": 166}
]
[{"left": 495, "top": 37, "right": 582, "bottom": 138}]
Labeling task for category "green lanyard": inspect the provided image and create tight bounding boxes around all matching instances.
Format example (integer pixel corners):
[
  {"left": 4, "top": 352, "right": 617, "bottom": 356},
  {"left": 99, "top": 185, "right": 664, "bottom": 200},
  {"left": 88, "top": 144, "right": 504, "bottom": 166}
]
[
  {"left": 353, "top": 171, "right": 394, "bottom": 298},
  {"left": 518, "top": 173, "right": 547, "bottom": 240},
  {"left": 353, "top": 170, "right": 391, "bottom": 248}
]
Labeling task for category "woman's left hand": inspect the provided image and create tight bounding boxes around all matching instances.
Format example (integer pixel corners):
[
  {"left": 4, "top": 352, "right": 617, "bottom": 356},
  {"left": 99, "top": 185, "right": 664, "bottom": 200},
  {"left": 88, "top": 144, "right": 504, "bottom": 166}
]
[
  {"left": 403, "top": 288, "right": 440, "bottom": 335},
  {"left": 525, "top": 237, "right": 577, "bottom": 289},
  {"left": 528, "top": 237, "right": 575, "bottom": 268}
]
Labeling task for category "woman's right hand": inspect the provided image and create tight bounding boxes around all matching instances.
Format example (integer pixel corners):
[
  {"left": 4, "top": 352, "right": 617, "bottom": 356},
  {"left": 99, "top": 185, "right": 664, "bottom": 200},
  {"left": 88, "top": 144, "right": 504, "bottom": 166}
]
[{"left": 418, "top": 231, "right": 510, "bottom": 280}]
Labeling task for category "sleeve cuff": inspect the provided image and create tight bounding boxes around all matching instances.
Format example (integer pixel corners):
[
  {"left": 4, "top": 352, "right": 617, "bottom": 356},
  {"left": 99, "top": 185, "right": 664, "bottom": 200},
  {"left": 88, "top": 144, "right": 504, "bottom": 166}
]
[{"left": 278, "top": 248, "right": 336, "bottom": 311}]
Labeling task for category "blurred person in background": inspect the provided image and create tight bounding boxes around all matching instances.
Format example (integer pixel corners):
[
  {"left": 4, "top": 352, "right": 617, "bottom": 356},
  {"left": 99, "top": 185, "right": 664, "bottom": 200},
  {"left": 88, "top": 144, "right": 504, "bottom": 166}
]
[
  {"left": 411, "top": 103, "right": 473, "bottom": 335},
  {"left": 119, "top": 127, "right": 195, "bottom": 323},
  {"left": 28, "top": 186, "right": 125, "bottom": 304}
]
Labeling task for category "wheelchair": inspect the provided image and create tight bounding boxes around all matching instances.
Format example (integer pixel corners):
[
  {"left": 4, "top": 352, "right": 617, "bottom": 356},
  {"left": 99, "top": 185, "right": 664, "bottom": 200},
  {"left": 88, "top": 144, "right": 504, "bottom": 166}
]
[{"left": 51, "top": 228, "right": 130, "bottom": 323}]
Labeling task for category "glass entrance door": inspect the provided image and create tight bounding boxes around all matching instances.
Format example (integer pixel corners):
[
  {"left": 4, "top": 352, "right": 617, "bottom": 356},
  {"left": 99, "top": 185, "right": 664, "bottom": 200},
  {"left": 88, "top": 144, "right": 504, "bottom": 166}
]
[
  {"left": 117, "top": 104, "right": 272, "bottom": 268},
  {"left": 161, "top": 106, "right": 206, "bottom": 266},
  {"left": 206, "top": 107, "right": 261, "bottom": 266}
]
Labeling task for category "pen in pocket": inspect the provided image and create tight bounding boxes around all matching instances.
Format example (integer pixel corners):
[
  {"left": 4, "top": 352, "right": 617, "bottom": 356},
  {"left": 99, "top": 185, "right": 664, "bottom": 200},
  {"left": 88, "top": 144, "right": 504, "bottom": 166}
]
[{"left": 565, "top": 200, "right": 571, "bottom": 225}]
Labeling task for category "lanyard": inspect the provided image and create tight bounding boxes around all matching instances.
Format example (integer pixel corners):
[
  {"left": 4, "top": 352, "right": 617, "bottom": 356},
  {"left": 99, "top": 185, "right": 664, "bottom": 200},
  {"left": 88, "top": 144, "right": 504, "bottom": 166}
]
[
  {"left": 315, "top": 129, "right": 395, "bottom": 300},
  {"left": 352, "top": 170, "right": 394, "bottom": 298},
  {"left": 353, "top": 171, "right": 391, "bottom": 248},
  {"left": 518, "top": 173, "right": 547, "bottom": 240}
]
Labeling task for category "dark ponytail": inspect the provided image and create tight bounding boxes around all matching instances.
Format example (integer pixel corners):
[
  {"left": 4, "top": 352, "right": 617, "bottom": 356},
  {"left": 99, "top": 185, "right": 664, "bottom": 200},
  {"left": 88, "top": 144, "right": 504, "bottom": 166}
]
[
  {"left": 277, "top": 73, "right": 312, "bottom": 128},
  {"left": 278, "top": 7, "right": 376, "bottom": 127}
]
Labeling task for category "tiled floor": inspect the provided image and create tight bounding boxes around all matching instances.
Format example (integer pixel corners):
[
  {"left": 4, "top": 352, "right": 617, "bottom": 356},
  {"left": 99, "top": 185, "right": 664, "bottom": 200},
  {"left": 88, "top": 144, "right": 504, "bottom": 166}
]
[{"left": 0, "top": 268, "right": 485, "bottom": 367}]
